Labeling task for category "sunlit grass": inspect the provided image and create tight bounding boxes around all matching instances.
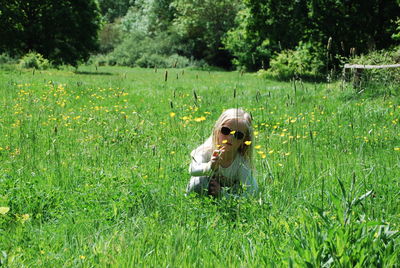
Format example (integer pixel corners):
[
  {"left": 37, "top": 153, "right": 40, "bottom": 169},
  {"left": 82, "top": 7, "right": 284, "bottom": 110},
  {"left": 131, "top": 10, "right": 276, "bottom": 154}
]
[{"left": 0, "top": 65, "right": 399, "bottom": 266}]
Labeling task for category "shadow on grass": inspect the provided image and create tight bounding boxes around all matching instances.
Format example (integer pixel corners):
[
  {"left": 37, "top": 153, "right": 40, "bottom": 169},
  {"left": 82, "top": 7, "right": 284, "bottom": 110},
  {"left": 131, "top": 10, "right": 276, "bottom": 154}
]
[{"left": 74, "top": 71, "right": 114, "bottom": 76}]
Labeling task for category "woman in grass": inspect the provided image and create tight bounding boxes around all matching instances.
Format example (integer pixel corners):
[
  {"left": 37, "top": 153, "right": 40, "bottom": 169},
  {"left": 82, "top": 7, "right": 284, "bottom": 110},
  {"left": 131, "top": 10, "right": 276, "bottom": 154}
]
[{"left": 187, "top": 108, "right": 258, "bottom": 198}]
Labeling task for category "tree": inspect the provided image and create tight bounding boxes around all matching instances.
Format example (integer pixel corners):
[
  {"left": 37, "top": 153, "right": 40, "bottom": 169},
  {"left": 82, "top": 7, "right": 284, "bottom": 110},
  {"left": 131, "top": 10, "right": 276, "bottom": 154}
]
[
  {"left": 0, "top": 0, "right": 101, "bottom": 66},
  {"left": 172, "top": 0, "right": 241, "bottom": 68},
  {"left": 309, "top": 0, "right": 400, "bottom": 56},
  {"left": 225, "top": 0, "right": 309, "bottom": 71},
  {"left": 120, "top": 0, "right": 176, "bottom": 35},
  {"left": 225, "top": 0, "right": 400, "bottom": 71},
  {"left": 97, "top": 0, "right": 134, "bottom": 22}
]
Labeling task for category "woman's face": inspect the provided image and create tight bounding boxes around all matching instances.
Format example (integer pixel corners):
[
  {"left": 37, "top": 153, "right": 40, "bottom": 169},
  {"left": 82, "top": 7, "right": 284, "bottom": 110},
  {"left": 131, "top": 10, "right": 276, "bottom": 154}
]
[{"left": 217, "top": 119, "right": 247, "bottom": 153}]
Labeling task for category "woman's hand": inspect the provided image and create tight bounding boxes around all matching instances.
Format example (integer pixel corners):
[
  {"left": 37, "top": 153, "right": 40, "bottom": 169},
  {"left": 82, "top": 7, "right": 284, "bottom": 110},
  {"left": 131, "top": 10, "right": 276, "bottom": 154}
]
[
  {"left": 210, "top": 147, "right": 225, "bottom": 171},
  {"left": 208, "top": 178, "right": 221, "bottom": 197}
]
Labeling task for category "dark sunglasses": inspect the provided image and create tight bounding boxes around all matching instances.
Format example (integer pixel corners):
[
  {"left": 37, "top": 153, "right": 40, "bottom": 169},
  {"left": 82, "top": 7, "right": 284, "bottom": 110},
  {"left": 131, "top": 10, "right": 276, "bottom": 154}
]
[{"left": 220, "top": 126, "right": 245, "bottom": 140}]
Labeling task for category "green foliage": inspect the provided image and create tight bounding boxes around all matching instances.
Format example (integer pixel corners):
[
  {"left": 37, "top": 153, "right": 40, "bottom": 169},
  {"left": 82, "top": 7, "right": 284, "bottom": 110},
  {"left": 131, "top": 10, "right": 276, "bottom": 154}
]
[
  {"left": 111, "top": 31, "right": 192, "bottom": 67},
  {"left": 98, "top": 22, "right": 123, "bottom": 53},
  {"left": 97, "top": 0, "right": 133, "bottom": 22},
  {"left": 226, "top": 0, "right": 400, "bottom": 72},
  {"left": 87, "top": 54, "right": 117, "bottom": 66},
  {"left": 19, "top": 52, "right": 50, "bottom": 70},
  {"left": 0, "top": 0, "right": 101, "bottom": 66},
  {"left": 120, "top": 0, "right": 175, "bottom": 35},
  {"left": 392, "top": 19, "right": 400, "bottom": 41},
  {"left": 346, "top": 46, "right": 400, "bottom": 94},
  {"left": 0, "top": 53, "right": 17, "bottom": 65},
  {"left": 225, "top": 0, "right": 309, "bottom": 71},
  {"left": 260, "top": 42, "right": 325, "bottom": 81},
  {"left": 172, "top": 0, "right": 241, "bottom": 68},
  {"left": 224, "top": 8, "right": 271, "bottom": 71},
  {"left": 136, "top": 53, "right": 192, "bottom": 68}
]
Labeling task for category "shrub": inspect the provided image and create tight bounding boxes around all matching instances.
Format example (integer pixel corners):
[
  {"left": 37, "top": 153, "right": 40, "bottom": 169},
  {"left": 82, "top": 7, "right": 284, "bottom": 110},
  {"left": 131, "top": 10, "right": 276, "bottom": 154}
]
[
  {"left": 88, "top": 54, "right": 117, "bottom": 66},
  {"left": 261, "top": 42, "right": 325, "bottom": 81},
  {"left": 0, "top": 53, "right": 17, "bottom": 64},
  {"left": 98, "top": 22, "right": 123, "bottom": 53},
  {"left": 345, "top": 46, "right": 400, "bottom": 93},
  {"left": 110, "top": 30, "right": 180, "bottom": 67},
  {"left": 136, "top": 54, "right": 168, "bottom": 68},
  {"left": 19, "top": 52, "right": 50, "bottom": 69}
]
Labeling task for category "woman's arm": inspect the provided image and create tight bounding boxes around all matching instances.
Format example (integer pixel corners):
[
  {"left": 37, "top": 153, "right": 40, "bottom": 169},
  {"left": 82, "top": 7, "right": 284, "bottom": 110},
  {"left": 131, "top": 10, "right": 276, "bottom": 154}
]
[{"left": 189, "top": 147, "right": 213, "bottom": 176}]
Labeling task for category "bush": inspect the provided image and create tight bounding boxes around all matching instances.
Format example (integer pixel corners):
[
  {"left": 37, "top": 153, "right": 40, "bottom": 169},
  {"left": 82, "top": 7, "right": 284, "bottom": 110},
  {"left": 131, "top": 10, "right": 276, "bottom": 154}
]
[
  {"left": 108, "top": 30, "right": 202, "bottom": 68},
  {"left": 98, "top": 22, "right": 123, "bottom": 53},
  {"left": 346, "top": 46, "right": 400, "bottom": 93},
  {"left": 88, "top": 54, "right": 117, "bottom": 66},
  {"left": 136, "top": 54, "right": 168, "bottom": 68},
  {"left": 110, "top": 31, "right": 178, "bottom": 67},
  {"left": 19, "top": 52, "right": 50, "bottom": 69},
  {"left": 261, "top": 42, "right": 325, "bottom": 81},
  {"left": 0, "top": 53, "right": 17, "bottom": 64}
]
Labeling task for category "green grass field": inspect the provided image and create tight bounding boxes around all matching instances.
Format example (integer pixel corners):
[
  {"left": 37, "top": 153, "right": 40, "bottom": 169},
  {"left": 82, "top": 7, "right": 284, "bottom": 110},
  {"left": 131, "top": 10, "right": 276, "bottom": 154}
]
[{"left": 0, "top": 65, "right": 399, "bottom": 266}]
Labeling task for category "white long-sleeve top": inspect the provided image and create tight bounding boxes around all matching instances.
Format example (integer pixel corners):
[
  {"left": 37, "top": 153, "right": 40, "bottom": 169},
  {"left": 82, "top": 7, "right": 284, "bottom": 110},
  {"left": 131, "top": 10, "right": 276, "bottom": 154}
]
[{"left": 189, "top": 146, "right": 258, "bottom": 196}]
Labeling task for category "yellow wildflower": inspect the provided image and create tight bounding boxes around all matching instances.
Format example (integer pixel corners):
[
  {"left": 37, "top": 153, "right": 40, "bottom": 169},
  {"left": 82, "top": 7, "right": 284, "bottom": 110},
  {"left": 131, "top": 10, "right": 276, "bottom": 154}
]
[
  {"left": 0, "top": 207, "right": 10, "bottom": 215},
  {"left": 244, "top": 141, "right": 252, "bottom": 146},
  {"left": 194, "top": 116, "right": 206, "bottom": 122}
]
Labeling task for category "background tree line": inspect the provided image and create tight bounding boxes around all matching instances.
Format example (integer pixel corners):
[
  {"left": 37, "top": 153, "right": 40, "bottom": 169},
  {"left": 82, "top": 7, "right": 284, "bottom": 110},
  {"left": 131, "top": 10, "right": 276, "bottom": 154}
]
[{"left": 1, "top": 0, "right": 399, "bottom": 78}]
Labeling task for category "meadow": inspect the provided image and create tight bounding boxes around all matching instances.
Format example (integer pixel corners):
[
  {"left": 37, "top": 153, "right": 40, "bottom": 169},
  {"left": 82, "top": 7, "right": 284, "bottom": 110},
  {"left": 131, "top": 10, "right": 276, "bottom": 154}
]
[{"left": 0, "top": 65, "right": 399, "bottom": 266}]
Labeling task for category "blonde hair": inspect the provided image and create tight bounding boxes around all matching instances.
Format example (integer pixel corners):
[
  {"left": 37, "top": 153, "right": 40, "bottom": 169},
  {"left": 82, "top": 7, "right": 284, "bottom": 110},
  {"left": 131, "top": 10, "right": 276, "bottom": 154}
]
[{"left": 195, "top": 108, "right": 254, "bottom": 167}]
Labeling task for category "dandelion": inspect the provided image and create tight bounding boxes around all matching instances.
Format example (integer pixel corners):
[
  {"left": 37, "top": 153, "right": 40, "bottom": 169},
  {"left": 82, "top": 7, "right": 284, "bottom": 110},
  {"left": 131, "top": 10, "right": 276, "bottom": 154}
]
[
  {"left": 170, "top": 151, "right": 176, "bottom": 154},
  {"left": 255, "top": 145, "right": 261, "bottom": 149},
  {"left": 194, "top": 116, "right": 206, "bottom": 122},
  {"left": 222, "top": 140, "right": 228, "bottom": 144},
  {"left": 170, "top": 112, "right": 176, "bottom": 118},
  {"left": 181, "top": 116, "right": 190, "bottom": 121},
  {"left": 80, "top": 255, "right": 86, "bottom": 260},
  {"left": 21, "top": 214, "right": 30, "bottom": 223},
  {"left": 394, "top": 147, "right": 400, "bottom": 151},
  {"left": 230, "top": 130, "right": 236, "bottom": 134},
  {"left": 244, "top": 141, "right": 252, "bottom": 146}
]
